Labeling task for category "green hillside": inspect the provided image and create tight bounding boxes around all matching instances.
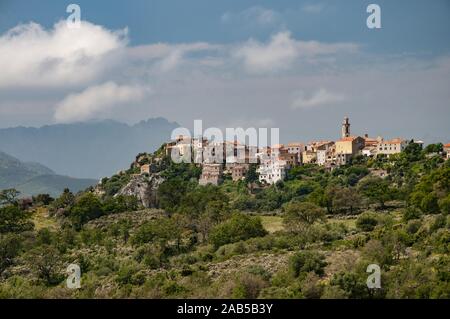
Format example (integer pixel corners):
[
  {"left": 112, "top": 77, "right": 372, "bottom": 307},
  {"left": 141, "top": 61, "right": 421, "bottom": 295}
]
[
  {"left": 0, "top": 151, "right": 96, "bottom": 196},
  {"left": 0, "top": 151, "right": 54, "bottom": 189},
  {"left": 0, "top": 142, "right": 449, "bottom": 299}
]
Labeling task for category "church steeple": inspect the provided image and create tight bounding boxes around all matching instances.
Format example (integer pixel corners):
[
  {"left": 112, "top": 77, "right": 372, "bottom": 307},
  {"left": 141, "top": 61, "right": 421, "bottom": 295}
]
[{"left": 342, "top": 116, "right": 350, "bottom": 138}]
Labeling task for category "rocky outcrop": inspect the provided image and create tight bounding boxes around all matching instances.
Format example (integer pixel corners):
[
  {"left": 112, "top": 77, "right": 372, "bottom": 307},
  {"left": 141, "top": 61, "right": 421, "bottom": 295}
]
[{"left": 116, "top": 173, "right": 165, "bottom": 208}]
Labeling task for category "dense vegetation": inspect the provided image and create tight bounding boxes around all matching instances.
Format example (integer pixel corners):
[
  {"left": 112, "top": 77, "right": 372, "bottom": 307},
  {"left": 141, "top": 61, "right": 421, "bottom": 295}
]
[{"left": 0, "top": 143, "right": 449, "bottom": 298}]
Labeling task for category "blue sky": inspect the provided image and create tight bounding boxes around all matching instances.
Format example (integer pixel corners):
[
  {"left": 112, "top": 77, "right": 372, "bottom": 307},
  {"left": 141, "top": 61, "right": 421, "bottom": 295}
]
[
  {"left": 0, "top": 0, "right": 449, "bottom": 143},
  {"left": 1, "top": 0, "right": 449, "bottom": 53}
]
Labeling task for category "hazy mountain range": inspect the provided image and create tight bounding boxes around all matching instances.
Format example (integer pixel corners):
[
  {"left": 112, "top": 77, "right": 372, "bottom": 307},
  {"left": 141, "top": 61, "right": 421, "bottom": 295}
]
[
  {"left": 0, "top": 151, "right": 97, "bottom": 197},
  {"left": 0, "top": 117, "right": 179, "bottom": 179}
]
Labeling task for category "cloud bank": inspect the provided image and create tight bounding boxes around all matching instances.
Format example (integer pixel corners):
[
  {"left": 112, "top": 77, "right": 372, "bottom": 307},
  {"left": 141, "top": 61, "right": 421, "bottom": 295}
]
[
  {"left": 0, "top": 21, "right": 126, "bottom": 88},
  {"left": 0, "top": 14, "right": 448, "bottom": 144},
  {"left": 54, "top": 82, "right": 149, "bottom": 123},
  {"left": 234, "top": 31, "right": 358, "bottom": 73}
]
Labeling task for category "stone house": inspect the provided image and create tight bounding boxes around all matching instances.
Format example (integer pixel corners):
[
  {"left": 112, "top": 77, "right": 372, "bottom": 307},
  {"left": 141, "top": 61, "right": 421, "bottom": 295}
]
[
  {"left": 444, "top": 143, "right": 450, "bottom": 160},
  {"left": 376, "top": 138, "right": 407, "bottom": 156},
  {"left": 199, "top": 164, "right": 223, "bottom": 186}
]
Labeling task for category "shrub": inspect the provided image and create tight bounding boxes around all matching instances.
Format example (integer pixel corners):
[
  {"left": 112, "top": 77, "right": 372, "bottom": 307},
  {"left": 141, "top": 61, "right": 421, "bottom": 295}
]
[
  {"left": 232, "top": 273, "right": 268, "bottom": 299},
  {"left": 300, "top": 272, "right": 323, "bottom": 299},
  {"left": 132, "top": 218, "right": 181, "bottom": 248},
  {"left": 438, "top": 195, "right": 450, "bottom": 214},
  {"left": 0, "top": 205, "right": 33, "bottom": 234},
  {"left": 0, "top": 234, "right": 22, "bottom": 275},
  {"left": 289, "top": 251, "right": 327, "bottom": 278},
  {"left": 403, "top": 207, "right": 422, "bottom": 222},
  {"left": 25, "top": 245, "right": 64, "bottom": 286},
  {"left": 430, "top": 214, "right": 447, "bottom": 233},
  {"left": 421, "top": 193, "right": 440, "bottom": 214},
  {"left": 406, "top": 220, "right": 422, "bottom": 235},
  {"left": 330, "top": 271, "right": 369, "bottom": 299},
  {"left": 356, "top": 212, "right": 379, "bottom": 232},
  {"left": 209, "top": 213, "right": 267, "bottom": 249},
  {"left": 69, "top": 193, "right": 103, "bottom": 228},
  {"left": 283, "top": 201, "right": 326, "bottom": 233}
]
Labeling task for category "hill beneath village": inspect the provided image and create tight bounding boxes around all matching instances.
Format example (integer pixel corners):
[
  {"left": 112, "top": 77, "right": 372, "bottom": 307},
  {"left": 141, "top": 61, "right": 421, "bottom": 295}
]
[{"left": 0, "top": 140, "right": 449, "bottom": 299}]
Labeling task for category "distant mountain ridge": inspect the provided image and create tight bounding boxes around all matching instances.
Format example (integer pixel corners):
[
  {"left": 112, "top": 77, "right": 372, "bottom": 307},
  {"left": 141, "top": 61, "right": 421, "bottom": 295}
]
[
  {"left": 15, "top": 174, "right": 97, "bottom": 198},
  {"left": 0, "top": 117, "right": 179, "bottom": 179},
  {"left": 0, "top": 151, "right": 55, "bottom": 188},
  {"left": 0, "top": 151, "right": 97, "bottom": 197}
]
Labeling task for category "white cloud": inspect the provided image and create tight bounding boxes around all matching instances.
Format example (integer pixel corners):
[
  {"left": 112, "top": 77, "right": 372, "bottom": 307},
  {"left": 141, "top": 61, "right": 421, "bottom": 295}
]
[
  {"left": 291, "top": 88, "right": 345, "bottom": 109},
  {"left": 0, "top": 20, "right": 127, "bottom": 88},
  {"left": 5, "top": 20, "right": 446, "bottom": 144},
  {"left": 234, "top": 32, "right": 299, "bottom": 73},
  {"left": 54, "top": 82, "right": 149, "bottom": 123},
  {"left": 233, "top": 31, "right": 358, "bottom": 73},
  {"left": 127, "top": 42, "right": 220, "bottom": 72}
]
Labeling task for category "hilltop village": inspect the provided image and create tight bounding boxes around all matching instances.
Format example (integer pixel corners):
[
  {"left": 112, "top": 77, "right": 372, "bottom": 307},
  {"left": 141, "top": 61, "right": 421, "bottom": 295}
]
[
  {"left": 2, "top": 116, "right": 450, "bottom": 299},
  {"left": 137, "top": 117, "right": 441, "bottom": 186}
]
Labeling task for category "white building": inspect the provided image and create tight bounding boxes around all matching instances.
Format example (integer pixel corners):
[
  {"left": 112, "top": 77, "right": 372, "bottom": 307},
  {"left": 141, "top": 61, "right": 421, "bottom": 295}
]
[
  {"left": 362, "top": 146, "right": 377, "bottom": 157},
  {"left": 317, "top": 149, "right": 327, "bottom": 166},
  {"left": 257, "top": 158, "right": 287, "bottom": 184}
]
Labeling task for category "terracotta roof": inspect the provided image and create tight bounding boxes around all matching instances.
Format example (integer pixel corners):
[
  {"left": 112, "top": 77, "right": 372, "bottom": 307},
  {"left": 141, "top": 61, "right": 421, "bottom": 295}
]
[
  {"left": 309, "top": 140, "right": 333, "bottom": 144},
  {"left": 444, "top": 143, "right": 450, "bottom": 148},
  {"left": 287, "top": 142, "right": 304, "bottom": 147},
  {"left": 338, "top": 136, "right": 358, "bottom": 142},
  {"left": 380, "top": 138, "right": 403, "bottom": 144}
]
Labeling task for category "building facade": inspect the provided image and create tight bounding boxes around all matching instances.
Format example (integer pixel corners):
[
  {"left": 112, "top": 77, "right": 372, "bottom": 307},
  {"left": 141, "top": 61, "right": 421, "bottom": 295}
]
[
  {"left": 376, "top": 138, "right": 407, "bottom": 156},
  {"left": 444, "top": 143, "right": 450, "bottom": 160},
  {"left": 257, "top": 159, "right": 287, "bottom": 184},
  {"left": 199, "top": 164, "right": 223, "bottom": 186}
]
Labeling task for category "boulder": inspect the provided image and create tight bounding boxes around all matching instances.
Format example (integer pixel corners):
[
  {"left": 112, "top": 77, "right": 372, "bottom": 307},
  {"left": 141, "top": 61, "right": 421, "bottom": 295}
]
[{"left": 116, "top": 173, "right": 165, "bottom": 208}]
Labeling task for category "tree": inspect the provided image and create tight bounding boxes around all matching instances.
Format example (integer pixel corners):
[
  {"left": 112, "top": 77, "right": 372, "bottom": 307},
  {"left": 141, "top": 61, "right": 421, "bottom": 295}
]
[
  {"left": 0, "top": 189, "right": 20, "bottom": 206},
  {"left": 330, "top": 271, "right": 370, "bottom": 299},
  {"left": 0, "top": 205, "right": 33, "bottom": 234},
  {"left": 157, "top": 178, "right": 189, "bottom": 213},
  {"left": 51, "top": 188, "right": 75, "bottom": 210},
  {"left": 102, "top": 195, "right": 139, "bottom": 214},
  {"left": 328, "top": 186, "right": 362, "bottom": 215},
  {"left": 132, "top": 217, "right": 183, "bottom": 250},
  {"left": 178, "top": 185, "right": 228, "bottom": 218},
  {"left": 26, "top": 245, "right": 63, "bottom": 285},
  {"left": 421, "top": 193, "right": 440, "bottom": 214},
  {"left": 245, "top": 164, "right": 259, "bottom": 184},
  {"left": 69, "top": 193, "right": 103, "bottom": 228},
  {"left": 209, "top": 213, "right": 267, "bottom": 249},
  {"left": 403, "top": 141, "right": 424, "bottom": 162},
  {"left": 358, "top": 177, "right": 392, "bottom": 208},
  {"left": 424, "top": 143, "right": 443, "bottom": 154},
  {"left": 283, "top": 201, "right": 325, "bottom": 232},
  {"left": 32, "top": 194, "right": 54, "bottom": 206},
  {"left": 0, "top": 234, "right": 22, "bottom": 275},
  {"left": 197, "top": 200, "right": 230, "bottom": 242}
]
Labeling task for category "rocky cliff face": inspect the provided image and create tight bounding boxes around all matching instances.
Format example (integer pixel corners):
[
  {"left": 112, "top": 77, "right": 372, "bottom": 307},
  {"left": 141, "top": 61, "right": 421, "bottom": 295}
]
[{"left": 116, "top": 173, "right": 165, "bottom": 208}]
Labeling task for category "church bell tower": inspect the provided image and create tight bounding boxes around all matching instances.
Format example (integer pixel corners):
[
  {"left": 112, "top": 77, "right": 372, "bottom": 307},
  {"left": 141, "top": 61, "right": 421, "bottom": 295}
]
[{"left": 342, "top": 117, "right": 350, "bottom": 138}]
